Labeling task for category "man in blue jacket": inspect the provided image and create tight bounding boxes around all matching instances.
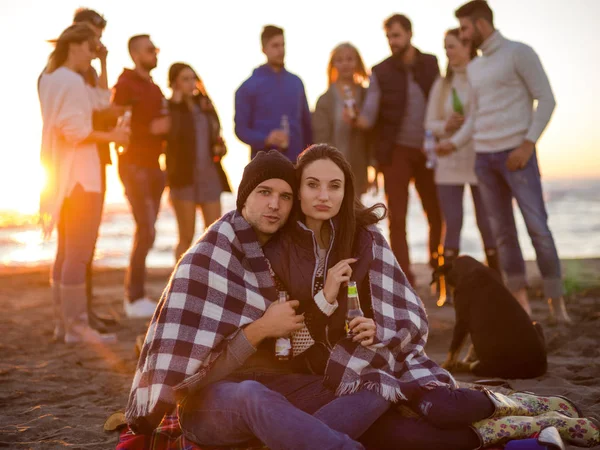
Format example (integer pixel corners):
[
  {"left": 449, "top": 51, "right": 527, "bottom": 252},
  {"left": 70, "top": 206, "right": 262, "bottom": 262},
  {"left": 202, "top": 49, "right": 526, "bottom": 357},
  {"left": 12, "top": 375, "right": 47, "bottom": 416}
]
[{"left": 235, "top": 25, "right": 312, "bottom": 161}]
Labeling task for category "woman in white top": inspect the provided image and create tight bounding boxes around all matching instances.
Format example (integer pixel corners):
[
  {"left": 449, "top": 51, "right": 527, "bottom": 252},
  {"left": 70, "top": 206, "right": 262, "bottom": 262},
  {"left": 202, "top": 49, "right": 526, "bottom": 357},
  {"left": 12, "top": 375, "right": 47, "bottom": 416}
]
[
  {"left": 39, "top": 24, "right": 129, "bottom": 344},
  {"left": 425, "top": 29, "right": 498, "bottom": 285}
]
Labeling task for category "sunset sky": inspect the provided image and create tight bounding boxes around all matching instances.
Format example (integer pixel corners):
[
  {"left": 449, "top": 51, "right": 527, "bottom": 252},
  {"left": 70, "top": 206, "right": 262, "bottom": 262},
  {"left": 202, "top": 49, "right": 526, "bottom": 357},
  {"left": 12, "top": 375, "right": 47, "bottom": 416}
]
[{"left": 1, "top": 0, "right": 599, "bottom": 215}]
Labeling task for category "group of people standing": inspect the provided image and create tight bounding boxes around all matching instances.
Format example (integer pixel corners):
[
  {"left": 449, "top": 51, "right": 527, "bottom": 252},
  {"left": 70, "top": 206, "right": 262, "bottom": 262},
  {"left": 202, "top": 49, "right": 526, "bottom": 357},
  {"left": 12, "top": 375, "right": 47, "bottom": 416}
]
[{"left": 37, "top": 1, "right": 600, "bottom": 449}]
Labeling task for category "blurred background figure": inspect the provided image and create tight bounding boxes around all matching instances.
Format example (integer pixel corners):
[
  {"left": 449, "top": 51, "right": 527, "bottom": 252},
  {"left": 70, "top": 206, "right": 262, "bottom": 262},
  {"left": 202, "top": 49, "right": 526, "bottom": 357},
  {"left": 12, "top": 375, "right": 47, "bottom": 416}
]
[
  {"left": 424, "top": 28, "right": 498, "bottom": 305},
  {"left": 112, "top": 34, "right": 169, "bottom": 319},
  {"left": 39, "top": 24, "right": 129, "bottom": 344},
  {"left": 313, "top": 42, "right": 371, "bottom": 196},
  {"left": 235, "top": 25, "right": 312, "bottom": 162},
  {"left": 166, "top": 62, "right": 231, "bottom": 262}
]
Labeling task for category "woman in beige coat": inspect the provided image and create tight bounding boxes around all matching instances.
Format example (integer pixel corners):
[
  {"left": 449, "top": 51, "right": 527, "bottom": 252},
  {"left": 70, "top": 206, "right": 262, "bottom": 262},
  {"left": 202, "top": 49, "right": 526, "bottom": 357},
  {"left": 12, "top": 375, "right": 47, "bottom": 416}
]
[
  {"left": 313, "top": 43, "right": 371, "bottom": 195},
  {"left": 425, "top": 29, "right": 498, "bottom": 289}
]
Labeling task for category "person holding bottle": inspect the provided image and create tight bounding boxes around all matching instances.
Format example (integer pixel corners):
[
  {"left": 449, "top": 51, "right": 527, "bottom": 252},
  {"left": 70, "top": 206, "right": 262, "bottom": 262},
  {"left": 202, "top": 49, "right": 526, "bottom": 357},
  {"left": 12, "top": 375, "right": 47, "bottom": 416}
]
[
  {"left": 234, "top": 25, "right": 313, "bottom": 162},
  {"left": 39, "top": 24, "right": 130, "bottom": 344},
  {"left": 263, "top": 144, "right": 595, "bottom": 450},
  {"left": 424, "top": 28, "right": 499, "bottom": 300},
  {"left": 313, "top": 43, "right": 371, "bottom": 195},
  {"left": 166, "top": 63, "right": 232, "bottom": 262}
]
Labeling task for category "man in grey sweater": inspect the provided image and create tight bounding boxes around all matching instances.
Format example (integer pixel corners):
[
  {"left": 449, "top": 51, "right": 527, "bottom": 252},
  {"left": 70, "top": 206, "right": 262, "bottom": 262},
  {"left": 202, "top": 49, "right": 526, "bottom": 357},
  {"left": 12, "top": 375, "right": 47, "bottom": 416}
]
[{"left": 438, "top": 0, "right": 571, "bottom": 323}]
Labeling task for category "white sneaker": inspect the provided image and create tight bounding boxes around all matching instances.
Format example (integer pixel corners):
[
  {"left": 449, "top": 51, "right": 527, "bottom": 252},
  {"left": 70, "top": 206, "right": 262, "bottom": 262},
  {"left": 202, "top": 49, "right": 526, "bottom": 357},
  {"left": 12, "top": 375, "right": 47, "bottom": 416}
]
[
  {"left": 124, "top": 297, "right": 158, "bottom": 319},
  {"left": 64, "top": 323, "right": 117, "bottom": 344}
]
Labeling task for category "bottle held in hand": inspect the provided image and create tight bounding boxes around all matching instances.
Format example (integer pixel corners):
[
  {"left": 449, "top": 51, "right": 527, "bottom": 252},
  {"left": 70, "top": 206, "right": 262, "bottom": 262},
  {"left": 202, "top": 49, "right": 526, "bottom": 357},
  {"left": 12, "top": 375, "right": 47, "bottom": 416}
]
[
  {"left": 345, "top": 281, "right": 364, "bottom": 337},
  {"left": 275, "top": 291, "right": 292, "bottom": 360},
  {"left": 279, "top": 115, "right": 290, "bottom": 152},
  {"left": 116, "top": 110, "right": 132, "bottom": 154},
  {"left": 424, "top": 130, "right": 437, "bottom": 169},
  {"left": 342, "top": 85, "right": 358, "bottom": 121},
  {"left": 451, "top": 88, "right": 464, "bottom": 115}
]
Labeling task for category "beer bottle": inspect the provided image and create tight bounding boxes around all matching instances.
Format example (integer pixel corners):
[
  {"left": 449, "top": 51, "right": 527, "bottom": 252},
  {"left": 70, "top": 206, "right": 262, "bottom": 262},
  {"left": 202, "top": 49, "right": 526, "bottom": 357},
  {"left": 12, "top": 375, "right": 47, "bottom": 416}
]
[
  {"left": 345, "top": 281, "right": 364, "bottom": 337},
  {"left": 342, "top": 85, "right": 358, "bottom": 120},
  {"left": 279, "top": 115, "right": 290, "bottom": 152},
  {"left": 451, "top": 88, "right": 464, "bottom": 115},
  {"left": 275, "top": 291, "right": 292, "bottom": 360}
]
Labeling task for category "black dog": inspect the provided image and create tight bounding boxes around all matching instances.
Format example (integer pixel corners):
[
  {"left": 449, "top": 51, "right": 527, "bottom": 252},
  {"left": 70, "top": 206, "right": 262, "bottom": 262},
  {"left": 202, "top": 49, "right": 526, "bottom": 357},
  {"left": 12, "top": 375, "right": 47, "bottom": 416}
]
[{"left": 434, "top": 255, "right": 547, "bottom": 379}]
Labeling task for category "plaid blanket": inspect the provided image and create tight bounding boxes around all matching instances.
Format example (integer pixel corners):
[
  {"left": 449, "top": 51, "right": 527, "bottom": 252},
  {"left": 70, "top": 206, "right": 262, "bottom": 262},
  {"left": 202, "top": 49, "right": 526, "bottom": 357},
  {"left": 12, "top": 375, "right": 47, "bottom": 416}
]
[
  {"left": 323, "top": 226, "right": 457, "bottom": 401},
  {"left": 126, "top": 211, "right": 278, "bottom": 431}
]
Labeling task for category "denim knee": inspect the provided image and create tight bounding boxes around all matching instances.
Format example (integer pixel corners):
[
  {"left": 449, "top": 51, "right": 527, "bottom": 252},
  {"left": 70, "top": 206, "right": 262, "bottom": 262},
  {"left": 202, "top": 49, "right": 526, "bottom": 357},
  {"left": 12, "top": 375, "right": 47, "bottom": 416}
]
[{"left": 237, "top": 380, "right": 282, "bottom": 408}]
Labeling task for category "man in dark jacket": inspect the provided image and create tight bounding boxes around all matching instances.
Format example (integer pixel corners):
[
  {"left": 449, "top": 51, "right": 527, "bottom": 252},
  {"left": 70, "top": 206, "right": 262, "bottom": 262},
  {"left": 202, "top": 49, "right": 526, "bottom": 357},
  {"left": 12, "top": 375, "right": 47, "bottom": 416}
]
[
  {"left": 235, "top": 25, "right": 312, "bottom": 162},
  {"left": 356, "top": 14, "right": 443, "bottom": 286}
]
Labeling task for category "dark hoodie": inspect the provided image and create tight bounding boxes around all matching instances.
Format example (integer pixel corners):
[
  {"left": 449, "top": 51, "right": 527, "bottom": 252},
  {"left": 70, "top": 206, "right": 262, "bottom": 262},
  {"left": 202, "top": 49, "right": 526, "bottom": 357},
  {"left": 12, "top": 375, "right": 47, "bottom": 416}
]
[
  {"left": 112, "top": 69, "right": 166, "bottom": 168},
  {"left": 235, "top": 64, "right": 313, "bottom": 162}
]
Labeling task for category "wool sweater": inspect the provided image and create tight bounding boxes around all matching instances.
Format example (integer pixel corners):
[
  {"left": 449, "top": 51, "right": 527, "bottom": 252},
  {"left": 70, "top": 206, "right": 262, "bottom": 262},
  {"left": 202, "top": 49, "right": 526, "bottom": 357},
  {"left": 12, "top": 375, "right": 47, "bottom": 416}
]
[{"left": 451, "top": 31, "right": 556, "bottom": 152}]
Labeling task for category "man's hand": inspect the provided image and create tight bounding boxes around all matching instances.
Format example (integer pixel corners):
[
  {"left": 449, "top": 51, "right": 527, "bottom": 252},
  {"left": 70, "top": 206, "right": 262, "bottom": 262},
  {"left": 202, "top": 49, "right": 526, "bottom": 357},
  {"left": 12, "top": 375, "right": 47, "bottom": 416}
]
[
  {"left": 265, "top": 129, "right": 287, "bottom": 148},
  {"left": 259, "top": 300, "right": 305, "bottom": 338},
  {"left": 444, "top": 112, "right": 464, "bottom": 134},
  {"left": 354, "top": 115, "right": 370, "bottom": 130},
  {"left": 436, "top": 140, "right": 456, "bottom": 156},
  {"left": 506, "top": 140, "right": 535, "bottom": 171},
  {"left": 150, "top": 116, "right": 171, "bottom": 135},
  {"left": 323, "top": 258, "right": 357, "bottom": 303}
]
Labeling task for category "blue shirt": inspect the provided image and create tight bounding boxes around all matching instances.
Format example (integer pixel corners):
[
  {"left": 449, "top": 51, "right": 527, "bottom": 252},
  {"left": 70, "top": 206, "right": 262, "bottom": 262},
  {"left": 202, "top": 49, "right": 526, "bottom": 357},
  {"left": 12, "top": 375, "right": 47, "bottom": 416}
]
[{"left": 235, "top": 64, "right": 313, "bottom": 161}]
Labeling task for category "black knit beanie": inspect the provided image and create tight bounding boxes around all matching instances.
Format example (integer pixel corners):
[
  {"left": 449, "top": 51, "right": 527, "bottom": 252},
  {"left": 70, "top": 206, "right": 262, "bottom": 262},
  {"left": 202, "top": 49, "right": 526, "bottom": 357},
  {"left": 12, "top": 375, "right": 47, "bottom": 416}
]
[{"left": 236, "top": 150, "right": 297, "bottom": 211}]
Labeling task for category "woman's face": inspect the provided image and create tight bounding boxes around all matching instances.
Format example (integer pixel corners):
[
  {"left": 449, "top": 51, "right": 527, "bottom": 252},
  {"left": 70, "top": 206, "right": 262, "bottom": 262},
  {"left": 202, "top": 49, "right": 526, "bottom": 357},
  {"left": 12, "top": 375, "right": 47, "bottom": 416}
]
[
  {"left": 174, "top": 67, "right": 198, "bottom": 96},
  {"left": 333, "top": 47, "right": 358, "bottom": 82},
  {"left": 299, "top": 158, "right": 345, "bottom": 222},
  {"left": 445, "top": 34, "right": 471, "bottom": 68},
  {"left": 71, "top": 40, "right": 95, "bottom": 71}
]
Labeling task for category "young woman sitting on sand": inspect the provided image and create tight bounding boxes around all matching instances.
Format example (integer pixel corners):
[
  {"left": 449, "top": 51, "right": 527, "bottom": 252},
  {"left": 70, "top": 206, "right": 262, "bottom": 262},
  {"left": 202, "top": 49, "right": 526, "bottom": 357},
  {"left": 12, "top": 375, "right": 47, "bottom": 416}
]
[{"left": 263, "top": 144, "right": 599, "bottom": 449}]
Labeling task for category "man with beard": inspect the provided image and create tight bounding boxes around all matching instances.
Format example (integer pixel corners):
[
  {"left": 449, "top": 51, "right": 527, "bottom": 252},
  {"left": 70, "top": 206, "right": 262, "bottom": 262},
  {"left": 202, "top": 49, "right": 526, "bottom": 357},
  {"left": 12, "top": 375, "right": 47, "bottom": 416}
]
[
  {"left": 437, "top": 1, "right": 569, "bottom": 323},
  {"left": 112, "top": 35, "right": 170, "bottom": 319},
  {"left": 354, "top": 14, "right": 442, "bottom": 287},
  {"left": 235, "top": 25, "right": 313, "bottom": 162}
]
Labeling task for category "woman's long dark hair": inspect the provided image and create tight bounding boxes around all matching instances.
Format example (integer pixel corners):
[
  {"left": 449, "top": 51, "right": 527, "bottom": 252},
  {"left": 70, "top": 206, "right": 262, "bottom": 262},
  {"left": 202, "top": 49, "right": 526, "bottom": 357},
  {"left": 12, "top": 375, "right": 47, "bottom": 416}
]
[{"left": 295, "top": 144, "right": 387, "bottom": 260}]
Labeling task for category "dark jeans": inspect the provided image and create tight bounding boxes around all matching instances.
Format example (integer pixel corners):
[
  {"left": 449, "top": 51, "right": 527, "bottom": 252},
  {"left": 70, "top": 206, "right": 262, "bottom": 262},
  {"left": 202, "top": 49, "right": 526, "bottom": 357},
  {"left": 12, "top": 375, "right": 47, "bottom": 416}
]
[
  {"left": 86, "top": 164, "right": 107, "bottom": 304},
  {"left": 474, "top": 150, "right": 563, "bottom": 299},
  {"left": 382, "top": 145, "right": 443, "bottom": 285},
  {"left": 52, "top": 184, "right": 103, "bottom": 286},
  {"left": 179, "top": 373, "right": 389, "bottom": 450},
  {"left": 361, "top": 386, "right": 493, "bottom": 450},
  {"left": 118, "top": 161, "right": 165, "bottom": 302},
  {"left": 436, "top": 184, "right": 495, "bottom": 251}
]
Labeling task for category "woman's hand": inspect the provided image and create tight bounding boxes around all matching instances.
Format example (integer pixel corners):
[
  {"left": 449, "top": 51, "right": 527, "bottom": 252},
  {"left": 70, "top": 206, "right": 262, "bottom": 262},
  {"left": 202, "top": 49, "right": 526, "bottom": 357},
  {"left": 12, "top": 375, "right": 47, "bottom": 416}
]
[
  {"left": 323, "top": 258, "right": 357, "bottom": 303},
  {"left": 444, "top": 112, "right": 464, "bottom": 134},
  {"left": 349, "top": 317, "right": 376, "bottom": 346}
]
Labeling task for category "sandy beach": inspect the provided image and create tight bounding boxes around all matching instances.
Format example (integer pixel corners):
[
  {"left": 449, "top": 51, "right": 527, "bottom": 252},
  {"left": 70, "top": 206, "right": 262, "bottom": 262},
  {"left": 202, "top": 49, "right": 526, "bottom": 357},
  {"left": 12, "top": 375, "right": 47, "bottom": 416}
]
[{"left": 1, "top": 259, "right": 599, "bottom": 449}]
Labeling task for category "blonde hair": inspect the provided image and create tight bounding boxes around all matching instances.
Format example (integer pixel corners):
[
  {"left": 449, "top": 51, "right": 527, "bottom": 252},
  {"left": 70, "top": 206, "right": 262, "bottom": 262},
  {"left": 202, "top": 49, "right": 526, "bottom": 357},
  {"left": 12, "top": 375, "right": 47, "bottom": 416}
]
[
  {"left": 327, "top": 42, "right": 369, "bottom": 87},
  {"left": 46, "top": 24, "right": 96, "bottom": 73}
]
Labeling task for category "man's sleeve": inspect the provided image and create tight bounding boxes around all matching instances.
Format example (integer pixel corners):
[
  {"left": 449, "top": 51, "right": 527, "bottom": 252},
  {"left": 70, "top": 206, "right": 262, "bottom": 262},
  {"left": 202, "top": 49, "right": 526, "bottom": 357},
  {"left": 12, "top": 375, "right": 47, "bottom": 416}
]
[
  {"left": 234, "top": 82, "right": 269, "bottom": 149},
  {"left": 359, "top": 73, "right": 381, "bottom": 129},
  {"left": 514, "top": 44, "right": 556, "bottom": 144}
]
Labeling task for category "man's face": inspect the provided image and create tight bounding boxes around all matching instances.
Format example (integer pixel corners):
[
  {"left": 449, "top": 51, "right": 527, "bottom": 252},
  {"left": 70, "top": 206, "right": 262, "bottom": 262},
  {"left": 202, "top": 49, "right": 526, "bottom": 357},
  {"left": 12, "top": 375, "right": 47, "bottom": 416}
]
[
  {"left": 134, "top": 37, "right": 159, "bottom": 71},
  {"left": 262, "top": 35, "right": 285, "bottom": 67},
  {"left": 385, "top": 22, "right": 411, "bottom": 57},
  {"left": 458, "top": 17, "right": 484, "bottom": 49},
  {"left": 82, "top": 23, "right": 103, "bottom": 60},
  {"left": 241, "top": 178, "right": 294, "bottom": 245}
]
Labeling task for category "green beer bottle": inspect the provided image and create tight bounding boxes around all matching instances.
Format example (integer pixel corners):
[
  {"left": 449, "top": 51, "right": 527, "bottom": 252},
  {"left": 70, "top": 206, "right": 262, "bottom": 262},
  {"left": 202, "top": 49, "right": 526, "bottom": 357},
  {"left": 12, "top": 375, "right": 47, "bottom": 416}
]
[
  {"left": 452, "top": 88, "right": 464, "bottom": 115},
  {"left": 345, "top": 281, "right": 364, "bottom": 337}
]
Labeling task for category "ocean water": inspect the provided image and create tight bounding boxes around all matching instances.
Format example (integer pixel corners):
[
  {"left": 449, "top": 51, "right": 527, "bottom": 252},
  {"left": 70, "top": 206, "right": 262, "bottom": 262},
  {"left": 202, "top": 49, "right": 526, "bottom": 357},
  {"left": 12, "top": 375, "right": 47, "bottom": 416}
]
[{"left": 1, "top": 178, "right": 599, "bottom": 270}]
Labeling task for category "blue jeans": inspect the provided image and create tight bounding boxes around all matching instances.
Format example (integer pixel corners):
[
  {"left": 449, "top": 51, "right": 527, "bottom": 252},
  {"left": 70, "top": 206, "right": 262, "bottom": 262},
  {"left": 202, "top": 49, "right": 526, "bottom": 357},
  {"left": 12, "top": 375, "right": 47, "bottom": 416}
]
[
  {"left": 361, "top": 386, "right": 492, "bottom": 450},
  {"left": 52, "top": 184, "right": 103, "bottom": 286},
  {"left": 118, "top": 162, "right": 165, "bottom": 301},
  {"left": 437, "top": 184, "right": 495, "bottom": 251},
  {"left": 474, "top": 150, "right": 563, "bottom": 299},
  {"left": 179, "top": 373, "right": 389, "bottom": 450}
]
